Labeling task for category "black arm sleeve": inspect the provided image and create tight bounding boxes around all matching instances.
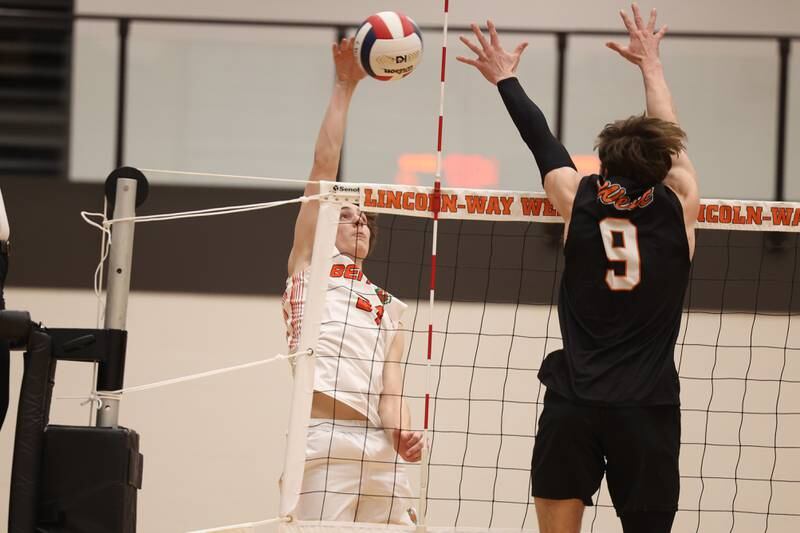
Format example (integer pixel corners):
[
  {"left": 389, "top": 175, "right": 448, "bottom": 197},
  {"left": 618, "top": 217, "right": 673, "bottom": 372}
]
[{"left": 497, "top": 77, "right": 576, "bottom": 183}]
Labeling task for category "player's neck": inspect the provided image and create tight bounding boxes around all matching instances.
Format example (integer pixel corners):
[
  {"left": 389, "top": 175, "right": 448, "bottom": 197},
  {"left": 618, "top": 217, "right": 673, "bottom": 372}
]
[{"left": 345, "top": 254, "right": 364, "bottom": 269}]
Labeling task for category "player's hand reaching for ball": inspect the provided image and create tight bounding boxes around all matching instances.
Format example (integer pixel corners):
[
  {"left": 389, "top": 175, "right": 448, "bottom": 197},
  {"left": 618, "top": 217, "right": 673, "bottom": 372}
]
[
  {"left": 606, "top": 3, "right": 667, "bottom": 71},
  {"left": 457, "top": 20, "right": 528, "bottom": 85},
  {"left": 333, "top": 37, "right": 366, "bottom": 86},
  {"left": 392, "top": 429, "right": 424, "bottom": 462}
]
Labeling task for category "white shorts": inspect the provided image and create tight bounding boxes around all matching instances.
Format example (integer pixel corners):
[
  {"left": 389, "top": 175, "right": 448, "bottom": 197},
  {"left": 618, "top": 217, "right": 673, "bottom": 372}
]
[{"left": 295, "top": 419, "right": 416, "bottom": 525}]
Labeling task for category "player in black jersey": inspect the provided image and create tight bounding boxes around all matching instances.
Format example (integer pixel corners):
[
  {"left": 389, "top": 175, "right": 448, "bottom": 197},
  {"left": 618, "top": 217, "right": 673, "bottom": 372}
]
[{"left": 457, "top": 4, "right": 699, "bottom": 533}]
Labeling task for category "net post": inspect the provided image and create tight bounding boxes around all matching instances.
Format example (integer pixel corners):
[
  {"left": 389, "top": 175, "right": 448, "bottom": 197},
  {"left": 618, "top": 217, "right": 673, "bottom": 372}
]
[
  {"left": 97, "top": 176, "right": 138, "bottom": 427},
  {"left": 279, "top": 191, "right": 339, "bottom": 519}
]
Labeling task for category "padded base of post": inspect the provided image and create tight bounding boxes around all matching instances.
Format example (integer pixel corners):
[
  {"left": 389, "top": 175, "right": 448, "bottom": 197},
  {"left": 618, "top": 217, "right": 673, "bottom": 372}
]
[{"left": 36, "top": 425, "right": 143, "bottom": 533}]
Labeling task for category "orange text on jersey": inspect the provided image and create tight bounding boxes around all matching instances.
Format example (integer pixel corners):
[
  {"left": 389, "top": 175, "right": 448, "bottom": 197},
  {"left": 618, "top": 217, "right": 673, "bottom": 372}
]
[
  {"left": 330, "top": 263, "right": 371, "bottom": 284},
  {"left": 597, "top": 181, "right": 654, "bottom": 210}
]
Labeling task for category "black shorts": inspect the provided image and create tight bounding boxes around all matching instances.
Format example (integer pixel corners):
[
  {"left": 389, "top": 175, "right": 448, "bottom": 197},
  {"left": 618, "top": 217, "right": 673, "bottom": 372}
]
[{"left": 532, "top": 388, "right": 680, "bottom": 515}]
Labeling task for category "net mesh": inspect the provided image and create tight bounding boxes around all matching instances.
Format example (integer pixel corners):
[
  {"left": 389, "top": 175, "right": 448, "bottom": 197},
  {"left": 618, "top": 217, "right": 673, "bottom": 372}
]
[{"left": 289, "top": 186, "right": 800, "bottom": 533}]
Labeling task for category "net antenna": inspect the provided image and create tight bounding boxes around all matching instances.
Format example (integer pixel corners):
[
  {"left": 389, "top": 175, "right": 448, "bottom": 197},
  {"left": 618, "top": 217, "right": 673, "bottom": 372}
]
[{"left": 418, "top": 0, "right": 452, "bottom": 530}]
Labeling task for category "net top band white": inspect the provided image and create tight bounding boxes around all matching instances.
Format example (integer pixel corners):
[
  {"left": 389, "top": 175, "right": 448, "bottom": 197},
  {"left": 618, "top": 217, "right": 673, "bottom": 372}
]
[{"left": 319, "top": 181, "right": 800, "bottom": 232}]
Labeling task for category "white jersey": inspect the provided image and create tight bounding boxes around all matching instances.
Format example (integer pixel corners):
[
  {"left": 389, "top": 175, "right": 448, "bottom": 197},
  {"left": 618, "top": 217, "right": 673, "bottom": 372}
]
[{"left": 283, "top": 249, "right": 407, "bottom": 427}]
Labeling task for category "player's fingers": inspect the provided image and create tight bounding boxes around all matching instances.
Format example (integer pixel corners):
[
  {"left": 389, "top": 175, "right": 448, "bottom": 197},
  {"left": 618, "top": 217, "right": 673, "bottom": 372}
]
[
  {"left": 646, "top": 7, "right": 658, "bottom": 33},
  {"left": 459, "top": 35, "right": 484, "bottom": 58},
  {"left": 471, "top": 23, "right": 490, "bottom": 52},
  {"left": 619, "top": 9, "right": 636, "bottom": 34},
  {"left": 656, "top": 25, "right": 668, "bottom": 40},
  {"left": 487, "top": 19, "right": 500, "bottom": 48},
  {"left": 512, "top": 42, "right": 529, "bottom": 70},
  {"left": 456, "top": 56, "right": 479, "bottom": 68},
  {"left": 606, "top": 42, "right": 638, "bottom": 63},
  {"left": 631, "top": 3, "right": 645, "bottom": 30},
  {"left": 407, "top": 442, "right": 424, "bottom": 458}
]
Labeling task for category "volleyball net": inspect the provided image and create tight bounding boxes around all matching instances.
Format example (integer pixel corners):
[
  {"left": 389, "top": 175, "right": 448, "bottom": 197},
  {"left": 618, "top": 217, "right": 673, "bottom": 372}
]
[
  {"left": 265, "top": 181, "right": 800, "bottom": 533},
  {"left": 33, "top": 172, "right": 798, "bottom": 533}
]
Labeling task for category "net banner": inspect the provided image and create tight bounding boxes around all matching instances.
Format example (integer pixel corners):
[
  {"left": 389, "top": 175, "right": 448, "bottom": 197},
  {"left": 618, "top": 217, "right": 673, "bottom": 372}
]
[{"left": 320, "top": 181, "right": 800, "bottom": 232}]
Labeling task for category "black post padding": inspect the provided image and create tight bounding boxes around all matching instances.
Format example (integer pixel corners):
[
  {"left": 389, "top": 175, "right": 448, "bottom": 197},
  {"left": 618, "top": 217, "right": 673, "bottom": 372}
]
[
  {"left": 48, "top": 328, "right": 128, "bottom": 391},
  {"left": 105, "top": 166, "right": 150, "bottom": 214},
  {"left": 37, "top": 426, "right": 142, "bottom": 533},
  {"left": 0, "top": 310, "right": 34, "bottom": 350},
  {"left": 8, "top": 329, "right": 57, "bottom": 533},
  {"left": 97, "top": 329, "right": 127, "bottom": 392}
]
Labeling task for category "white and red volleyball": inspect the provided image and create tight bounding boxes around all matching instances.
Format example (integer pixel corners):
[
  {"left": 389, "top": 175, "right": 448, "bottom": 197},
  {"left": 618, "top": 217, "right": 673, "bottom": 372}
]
[{"left": 353, "top": 11, "right": 423, "bottom": 81}]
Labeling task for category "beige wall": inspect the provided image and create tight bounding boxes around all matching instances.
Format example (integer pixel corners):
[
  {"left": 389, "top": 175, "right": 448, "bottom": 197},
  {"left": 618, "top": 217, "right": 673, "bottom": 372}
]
[
  {"left": 75, "top": 1, "right": 800, "bottom": 33},
  {"left": 1, "top": 288, "right": 798, "bottom": 532},
  {"left": 67, "top": 1, "right": 800, "bottom": 200}
]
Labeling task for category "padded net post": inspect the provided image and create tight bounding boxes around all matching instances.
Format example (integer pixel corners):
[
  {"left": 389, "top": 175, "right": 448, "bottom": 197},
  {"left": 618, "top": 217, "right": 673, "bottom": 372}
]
[
  {"left": 8, "top": 328, "right": 55, "bottom": 533},
  {"left": 280, "top": 195, "right": 342, "bottom": 518}
]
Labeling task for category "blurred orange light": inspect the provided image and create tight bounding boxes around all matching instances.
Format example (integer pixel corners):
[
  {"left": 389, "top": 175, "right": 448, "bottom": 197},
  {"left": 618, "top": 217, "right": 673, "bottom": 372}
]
[
  {"left": 573, "top": 154, "right": 601, "bottom": 176},
  {"left": 394, "top": 153, "right": 598, "bottom": 187},
  {"left": 395, "top": 153, "right": 498, "bottom": 187},
  {"left": 395, "top": 154, "right": 437, "bottom": 185},
  {"left": 443, "top": 154, "right": 498, "bottom": 188}
]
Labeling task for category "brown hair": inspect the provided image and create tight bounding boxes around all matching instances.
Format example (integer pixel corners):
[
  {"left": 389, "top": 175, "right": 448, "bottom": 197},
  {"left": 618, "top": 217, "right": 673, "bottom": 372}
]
[
  {"left": 364, "top": 213, "right": 379, "bottom": 256},
  {"left": 595, "top": 114, "right": 687, "bottom": 186}
]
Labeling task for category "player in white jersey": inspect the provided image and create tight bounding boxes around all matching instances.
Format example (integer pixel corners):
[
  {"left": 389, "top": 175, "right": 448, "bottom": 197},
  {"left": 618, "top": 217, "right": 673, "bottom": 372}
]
[{"left": 283, "top": 37, "right": 423, "bottom": 525}]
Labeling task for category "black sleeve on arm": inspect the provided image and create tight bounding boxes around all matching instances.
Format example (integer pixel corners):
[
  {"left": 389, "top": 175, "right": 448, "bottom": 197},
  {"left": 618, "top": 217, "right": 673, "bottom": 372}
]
[{"left": 497, "top": 77, "right": 576, "bottom": 183}]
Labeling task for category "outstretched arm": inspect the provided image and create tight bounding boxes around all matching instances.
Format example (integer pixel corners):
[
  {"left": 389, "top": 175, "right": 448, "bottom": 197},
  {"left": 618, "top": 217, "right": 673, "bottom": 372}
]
[
  {"left": 287, "top": 37, "right": 365, "bottom": 276},
  {"left": 607, "top": 4, "right": 699, "bottom": 228},
  {"left": 457, "top": 21, "right": 580, "bottom": 220}
]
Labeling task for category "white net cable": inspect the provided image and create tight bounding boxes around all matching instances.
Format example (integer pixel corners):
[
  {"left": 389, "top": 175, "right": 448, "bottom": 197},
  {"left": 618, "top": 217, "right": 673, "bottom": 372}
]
[
  {"left": 81, "top": 194, "right": 318, "bottom": 235},
  {"left": 186, "top": 516, "right": 288, "bottom": 533},
  {"left": 76, "top": 188, "right": 321, "bottom": 422},
  {"left": 55, "top": 351, "right": 305, "bottom": 407},
  {"left": 140, "top": 168, "right": 314, "bottom": 187}
]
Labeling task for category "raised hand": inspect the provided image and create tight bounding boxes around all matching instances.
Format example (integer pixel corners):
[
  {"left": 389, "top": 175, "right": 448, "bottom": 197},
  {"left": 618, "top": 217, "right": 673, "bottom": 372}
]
[
  {"left": 333, "top": 37, "right": 366, "bottom": 85},
  {"left": 392, "top": 429, "right": 424, "bottom": 463},
  {"left": 456, "top": 20, "right": 528, "bottom": 85},
  {"left": 606, "top": 3, "right": 667, "bottom": 69}
]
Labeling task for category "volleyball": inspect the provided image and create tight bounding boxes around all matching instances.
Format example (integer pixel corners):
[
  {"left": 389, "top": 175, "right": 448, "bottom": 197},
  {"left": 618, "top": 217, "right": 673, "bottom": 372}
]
[{"left": 353, "top": 11, "right": 423, "bottom": 81}]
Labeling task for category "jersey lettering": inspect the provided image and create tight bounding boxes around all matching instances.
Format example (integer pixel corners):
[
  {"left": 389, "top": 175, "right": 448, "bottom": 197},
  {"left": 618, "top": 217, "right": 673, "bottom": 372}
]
[
  {"left": 599, "top": 218, "right": 641, "bottom": 291},
  {"left": 330, "top": 263, "right": 364, "bottom": 281},
  {"left": 354, "top": 296, "right": 384, "bottom": 326}
]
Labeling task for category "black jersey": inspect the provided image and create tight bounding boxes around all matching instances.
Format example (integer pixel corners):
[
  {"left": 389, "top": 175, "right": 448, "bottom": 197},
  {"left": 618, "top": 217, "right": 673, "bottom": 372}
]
[{"left": 538, "top": 174, "right": 691, "bottom": 405}]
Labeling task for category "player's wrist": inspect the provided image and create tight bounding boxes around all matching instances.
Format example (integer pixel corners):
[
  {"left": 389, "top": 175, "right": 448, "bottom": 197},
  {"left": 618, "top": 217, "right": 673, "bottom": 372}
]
[
  {"left": 494, "top": 72, "right": 516, "bottom": 85},
  {"left": 334, "top": 78, "right": 359, "bottom": 92},
  {"left": 639, "top": 59, "right": 664, "bottom": 77}
]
